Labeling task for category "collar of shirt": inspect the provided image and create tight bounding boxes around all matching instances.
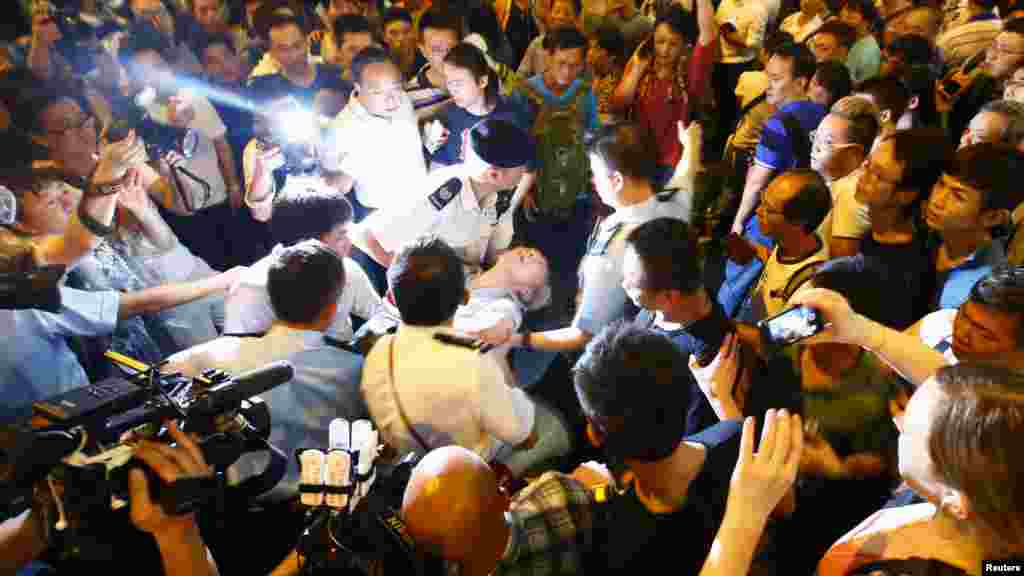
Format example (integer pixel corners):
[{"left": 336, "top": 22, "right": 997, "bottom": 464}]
[
  {"left": 263, "top": 323, "right": 325, "bottom": 347},
  {"left": 950, "top": 237, "right": 1006, "bottom": 270},
  {"left": 342, "top": 92, "right": 413, "bottom": 126},
  {"left": 604, "top": 194, "right": 661, "bottom": 227}
]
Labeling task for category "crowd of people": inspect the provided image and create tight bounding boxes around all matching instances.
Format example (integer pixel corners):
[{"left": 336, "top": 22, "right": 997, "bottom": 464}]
[{"left": 1, "top": 0, "right": 1024, "bottom": 574}]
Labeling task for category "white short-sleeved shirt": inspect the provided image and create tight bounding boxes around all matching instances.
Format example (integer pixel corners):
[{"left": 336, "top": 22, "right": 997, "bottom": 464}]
[
  {"left": 323, "top": 94, "right": 427, "bottom": 211},
  {"left": 223, "top": 244, "right": 381, "bottom": 342},
  {"left": 575, "top": 194, "right": 690, "bottom": 336},
  {"left": 917, "top": 308, "right": 958, "bottom": 364},
  {"left": 0, "top": 287, "right": 119, "bottom": 421},
  {"left": 362, "top": 167, "right": 516, "bottom": 269},
  {"left": 360, "top": 325, "right": 534, "bottom": 462},
  {"left": 143, "top": 88, "right": 228, "bottom": 141}
]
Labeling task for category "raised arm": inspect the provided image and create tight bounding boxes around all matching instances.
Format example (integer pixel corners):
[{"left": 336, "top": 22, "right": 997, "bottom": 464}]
[{"left": 790, "top": 288, "right": 948, "bottom": 388}]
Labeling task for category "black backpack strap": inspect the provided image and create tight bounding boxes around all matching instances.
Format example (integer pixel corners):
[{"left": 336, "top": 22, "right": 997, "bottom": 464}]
[
  {"left": 779, "top": 111, "right": 812, "bottom": 169},
  {"left": 739, "top": 92, "right": 767, "bottom": 119},
  {"left": 768, "top": 258, "right": 825, "bottom": 303}
]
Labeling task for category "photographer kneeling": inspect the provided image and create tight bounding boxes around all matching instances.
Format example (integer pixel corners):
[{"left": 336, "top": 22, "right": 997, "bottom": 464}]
[{"left": 0, "top": 421, "right": 218, "bottom": 576}]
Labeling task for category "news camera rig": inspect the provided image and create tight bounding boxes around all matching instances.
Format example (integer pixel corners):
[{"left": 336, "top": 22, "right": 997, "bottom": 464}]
[
  {"left": 0, "top": 351, "right": 294, "bottom": 560},
  {"left": 291, "top": 421, "right": 444, "bottom": 576}
]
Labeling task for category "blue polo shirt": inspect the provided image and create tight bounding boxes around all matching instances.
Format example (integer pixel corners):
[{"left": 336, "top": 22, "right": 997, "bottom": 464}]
[
  {"left": 935, "top": 238, "right": 1007, "bottom": 309},
  {"left": 754, "top": 100, "right": 827, "bottom": 172}
]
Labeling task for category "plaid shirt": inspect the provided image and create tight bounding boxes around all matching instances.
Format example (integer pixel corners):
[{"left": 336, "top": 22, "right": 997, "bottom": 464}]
[{"left": 495, "top": 472, "right": 597, "bottom": 576}]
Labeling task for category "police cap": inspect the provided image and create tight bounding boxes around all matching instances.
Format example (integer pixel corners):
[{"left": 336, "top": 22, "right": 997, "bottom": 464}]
[{"left": 468, "top": 118, "right": 536, "bottom": 169}]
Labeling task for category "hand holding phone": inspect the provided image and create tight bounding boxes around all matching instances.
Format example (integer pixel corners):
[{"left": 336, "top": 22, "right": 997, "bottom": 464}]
[{"left": 757, "top": 305, "right": 826, "bottom": 350}]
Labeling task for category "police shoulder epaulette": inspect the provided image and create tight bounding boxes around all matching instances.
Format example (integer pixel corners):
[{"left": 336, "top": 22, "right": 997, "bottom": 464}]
[
  {"left": 587, "top": 222, "right": 624, "bottom": 256},
  {"left": 428, "top": 178, "right": 462, "bottom": 211},
  {"left": 433, "top": 332, "right": 482, "bottom": 351}
]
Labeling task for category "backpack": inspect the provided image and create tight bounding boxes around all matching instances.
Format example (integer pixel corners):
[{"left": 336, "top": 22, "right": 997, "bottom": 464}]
[{"left": 521, "top": 80, "right": 592, "bottom": 219}]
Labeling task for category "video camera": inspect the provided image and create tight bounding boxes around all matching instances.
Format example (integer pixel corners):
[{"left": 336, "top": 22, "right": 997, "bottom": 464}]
[
  {"left": 291, "top": 420, "right": 445, "bottom": 576},
  {"left": 0, "top": 351, "right": 294, "bottom": 555}
]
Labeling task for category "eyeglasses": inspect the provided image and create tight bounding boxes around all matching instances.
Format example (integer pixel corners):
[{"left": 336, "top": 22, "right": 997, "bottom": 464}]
[
  {"left": 810, "top": 130, "right": 860, "bottom": 158},
  {"left": 46, "top": 112, "right": 96, "bottom": 136}
]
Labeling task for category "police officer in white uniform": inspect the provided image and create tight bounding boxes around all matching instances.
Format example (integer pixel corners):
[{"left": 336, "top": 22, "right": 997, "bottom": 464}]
[
  {"left": 354, "top": 118, "right": 535, "bottom": 275},
  {"left": 504, "top": 122, "right": 693, "bottom": 353}
]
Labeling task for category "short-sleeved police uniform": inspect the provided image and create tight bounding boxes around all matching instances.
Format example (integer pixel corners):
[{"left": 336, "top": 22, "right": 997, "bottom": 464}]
[
  {"left": 574, "top": 192, "right": 690, "bottom": 335},
  {"left": 365, "top": 165, "right": 518, "bottom": 270}
]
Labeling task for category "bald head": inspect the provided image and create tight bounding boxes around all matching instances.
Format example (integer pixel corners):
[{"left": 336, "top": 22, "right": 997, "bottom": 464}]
[{"left": 401, "top": 447, "right": 509, "bottom": 573}]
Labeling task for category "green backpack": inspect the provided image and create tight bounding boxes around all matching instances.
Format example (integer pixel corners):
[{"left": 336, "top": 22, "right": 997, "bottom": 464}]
[{"left": 521, "top": 80, "right": 592, "bottom": 219}]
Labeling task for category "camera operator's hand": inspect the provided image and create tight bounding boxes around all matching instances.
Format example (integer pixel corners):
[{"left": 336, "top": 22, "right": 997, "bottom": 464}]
[
  {"left": 129, "top": 421, "right": 218, "bottom": 576},
  {"left": 786, "top": 288, "right": 868, "bottom": 347},
  {"left": 729, "top": 410, "right": 802, "bottom": 523},
  {"left": 92, "top": 132, "right": 147, "bottom": 191}
]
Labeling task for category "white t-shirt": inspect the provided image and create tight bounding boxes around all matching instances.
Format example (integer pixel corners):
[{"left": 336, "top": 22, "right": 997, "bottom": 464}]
[
  {"left": 322, "top": 94, "right": 427, "bottom": 211},
  {"left": 361, "top": 325, "right": 534, "bottom": 462},
  {"left": 223, "top": 244, "right": 382, "bottom": 341}
]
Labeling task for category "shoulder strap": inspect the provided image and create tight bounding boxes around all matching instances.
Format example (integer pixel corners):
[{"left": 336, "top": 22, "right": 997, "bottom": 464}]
[
  {"left": 323, "top": 334, "right": 360, "bottom": 354},
  {"left": 739, "top": 92, "right": 767, "bottom": 119},
  {"left": 387, "top": 336, "right": 432, "bottom": 453},
  {"left": 771, "top": 259, "right": 825, "bottom": 303},
  {"left": 779, "top": 111, "right": 811, "bottom": 169}
]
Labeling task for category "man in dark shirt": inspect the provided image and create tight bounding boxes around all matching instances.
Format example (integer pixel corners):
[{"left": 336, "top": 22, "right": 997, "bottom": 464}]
[
  {"left": 856, "top": 127, "right": 951, "bottom": 328},
  {"left": 247, "top": 13, "right": 352, "bottom": 114},
  {"left": 572, "top": 320, "right": 747, "bottom": 574}
]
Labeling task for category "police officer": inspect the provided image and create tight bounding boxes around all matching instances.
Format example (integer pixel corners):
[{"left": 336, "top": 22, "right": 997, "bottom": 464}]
[
  {"left": 505, "top": 122, "right": 692, "bottom": 353},
  {"left": 354, "top": 118, "right": 535, "bottom": 275}
]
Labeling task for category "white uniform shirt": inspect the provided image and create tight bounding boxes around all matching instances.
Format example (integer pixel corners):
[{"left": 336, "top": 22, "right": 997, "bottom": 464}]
[
  {"left": 575, "top": 193, "right": 690, "bottom": 335},
  {"left": 164, "top": 325, "right": 366, "bottom": 499},
  {"left": 223, "top": 244, "right": 381, "bottom": 341},
  {"left": 323, "top": 93, "right": 427, "bottom": 212},
  {"left": 360, "top": 325, "right": 534, "bottom": 462},
  {"left": 362, "top": 166, "right": 517, "bottom": 269}
]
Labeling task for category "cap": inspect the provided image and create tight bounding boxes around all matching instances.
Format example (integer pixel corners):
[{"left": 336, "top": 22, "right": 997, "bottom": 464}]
[{"left": 468, "top": 118, "right": 536, "bottom": 169}]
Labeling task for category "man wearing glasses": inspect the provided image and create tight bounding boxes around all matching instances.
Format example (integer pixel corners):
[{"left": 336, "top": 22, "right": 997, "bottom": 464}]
[{"left": 943, "top": 18, "right": 1024, "bottom": 143}]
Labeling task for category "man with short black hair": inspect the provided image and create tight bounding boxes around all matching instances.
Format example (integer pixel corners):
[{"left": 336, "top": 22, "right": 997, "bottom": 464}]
[
  {"left": 247, "top": 13, "right": 352, "bottom": 111},
  {"left": 856, "top": 127, "right": 952, "bottom": 328},
  {"left": 809, "top": 21, "right": 857, "bottom": 65},
  {"left": 360, "top": 236, "right": 570, "bottom": 477},
  {"left": 165, "top": 239, "right": 366, "bottom": 500},
  {"left": 328, "top": 14, "right": 375, "bottom": 80},
  {"left": 323, "top": 46, "right": 425, "bottom": 218},
  {"left": 838, "top": 0, "right": 882, "bottom": 83},
  {"left": 925, "top": 142, "right": 1022, "bottom": 309},
  {"left": 129, "top": 0, "right": 205, "bottom": 73},
  {"left": 406, "top": 10, "right": 462, "bottom": 118},
  {"left": 574, "top": 321, "right": 798, "bottom": 573},
  {"left": 225, "top": 183, "right": 380, "bottom": 343}
]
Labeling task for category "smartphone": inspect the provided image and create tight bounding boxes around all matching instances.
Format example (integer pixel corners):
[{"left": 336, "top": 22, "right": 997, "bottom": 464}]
[
  {"left": 941, "top": 77, "right": 964, "bottom": 98},
  {"left": 757, "top": 305, "right": 825, "bottom": 349}
]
